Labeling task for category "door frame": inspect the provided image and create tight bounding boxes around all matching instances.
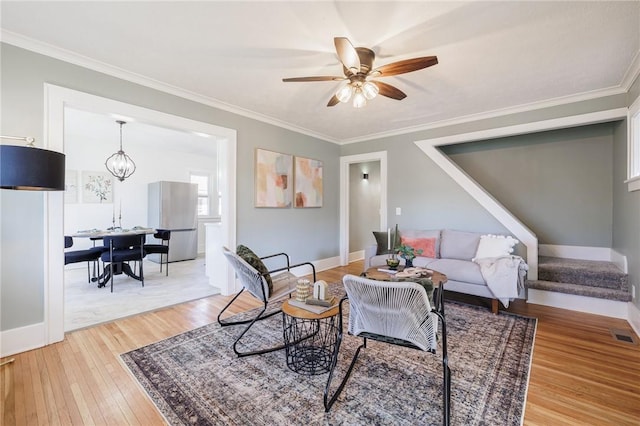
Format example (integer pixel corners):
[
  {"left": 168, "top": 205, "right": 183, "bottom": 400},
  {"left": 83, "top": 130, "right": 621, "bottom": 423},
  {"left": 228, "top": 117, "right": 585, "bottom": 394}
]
[
  {"left": 43, "top": 84, "right": 237, "bottom": 343},
  {"left": 339, "top": 151, "right": 387, "bottom": 265}
]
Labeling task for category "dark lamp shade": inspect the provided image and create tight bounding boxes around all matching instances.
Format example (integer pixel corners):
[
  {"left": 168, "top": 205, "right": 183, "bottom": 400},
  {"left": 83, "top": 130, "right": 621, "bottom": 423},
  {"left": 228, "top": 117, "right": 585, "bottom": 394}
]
[{"left": 0, "top": 144, "right": 66, "bottom": 191}]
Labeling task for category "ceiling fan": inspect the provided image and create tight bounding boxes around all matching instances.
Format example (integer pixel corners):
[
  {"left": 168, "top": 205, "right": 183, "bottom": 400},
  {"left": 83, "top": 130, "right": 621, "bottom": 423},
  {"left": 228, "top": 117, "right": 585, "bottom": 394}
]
[{"left": 282, "top": 37, "right": 438, "bottom": 108}]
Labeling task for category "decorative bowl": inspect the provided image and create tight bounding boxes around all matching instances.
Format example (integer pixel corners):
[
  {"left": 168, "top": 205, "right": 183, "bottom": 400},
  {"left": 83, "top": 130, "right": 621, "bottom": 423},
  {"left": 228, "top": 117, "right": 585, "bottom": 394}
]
[{"left": 386, "top": 258, "right": 400, "bottom": 269}]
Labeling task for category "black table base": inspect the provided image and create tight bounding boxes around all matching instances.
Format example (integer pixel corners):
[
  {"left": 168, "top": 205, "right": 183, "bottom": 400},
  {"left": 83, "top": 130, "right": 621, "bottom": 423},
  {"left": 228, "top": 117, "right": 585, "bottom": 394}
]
[
  {"left": 282, "top": 313, "right": 339, "bottom": 376},
  {"left": 97, "top": 262, "right": 142, "bottom": 287}
]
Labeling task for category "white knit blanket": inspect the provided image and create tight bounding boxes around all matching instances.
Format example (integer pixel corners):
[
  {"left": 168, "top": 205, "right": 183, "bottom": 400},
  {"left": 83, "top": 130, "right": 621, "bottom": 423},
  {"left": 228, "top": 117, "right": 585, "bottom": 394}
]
[{"left": 474, "top": 256, "right": 528, "bottom": 308}]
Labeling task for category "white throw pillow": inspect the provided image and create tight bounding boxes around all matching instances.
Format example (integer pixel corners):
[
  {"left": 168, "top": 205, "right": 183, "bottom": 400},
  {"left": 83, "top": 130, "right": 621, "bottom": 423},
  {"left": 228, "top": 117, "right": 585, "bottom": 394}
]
[{"left": 473, "top": 234, "right": 519, "bottom": 261}]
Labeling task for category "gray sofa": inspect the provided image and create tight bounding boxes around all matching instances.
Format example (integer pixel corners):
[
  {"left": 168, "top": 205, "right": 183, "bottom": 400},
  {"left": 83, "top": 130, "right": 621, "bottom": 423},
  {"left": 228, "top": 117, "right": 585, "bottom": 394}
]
[{"left": 364, "top": 229, "right": 524, "bottom": 313}]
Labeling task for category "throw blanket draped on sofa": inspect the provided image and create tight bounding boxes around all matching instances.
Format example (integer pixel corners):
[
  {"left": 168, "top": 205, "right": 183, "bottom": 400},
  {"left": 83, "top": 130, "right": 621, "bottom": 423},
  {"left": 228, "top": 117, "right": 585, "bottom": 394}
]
[{"left": 474, "top": 256, "right": 528, "bottom": 307}]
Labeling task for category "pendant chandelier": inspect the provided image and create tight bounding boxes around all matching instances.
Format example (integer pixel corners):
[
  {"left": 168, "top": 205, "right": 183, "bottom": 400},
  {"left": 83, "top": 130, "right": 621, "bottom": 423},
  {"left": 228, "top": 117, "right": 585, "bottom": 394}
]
[{"left": 105, "top": 120, "right": 136, "bottom": 182}]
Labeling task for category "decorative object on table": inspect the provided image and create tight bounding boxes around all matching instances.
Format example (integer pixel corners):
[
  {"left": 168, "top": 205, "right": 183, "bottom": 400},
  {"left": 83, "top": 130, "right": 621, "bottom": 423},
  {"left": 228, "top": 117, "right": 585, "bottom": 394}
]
[
  {"left": 0, "top": 135, "right": 65, "bottom": 191},
  {"left": 296, "top": 279, "right": 311, "bottom": 302},
  {"left": 105, "top": 120, "right": 136, "bottom": 182},
  {"left": 305, "top": 280, "right": 337, "bottom": 308},
  {"left": 282, "top": 37, "right": 438, "bottom": 108},
  {"left": 396, "top": 267, "right": 433, "bottom": 279},
  {"left": 294, "top": 156, "right": 323, "bottom": 208},
  {"left": 82, "top": 171, "right": 113, "bottom": 203},
  {"left": 312, "top": 280, "right": 329, "bottom": 300},
  {"left": 385, "top": 255, "right": 400, "bottom": 269},
  {"left": 396, "top": 243, "right": 423, "bottom": 268},
  {"left": 122, "top": 283, "right": 536, "bottom": 426},
  {"left": 255, "top": 148, "right": 293, "bottom": 208}
]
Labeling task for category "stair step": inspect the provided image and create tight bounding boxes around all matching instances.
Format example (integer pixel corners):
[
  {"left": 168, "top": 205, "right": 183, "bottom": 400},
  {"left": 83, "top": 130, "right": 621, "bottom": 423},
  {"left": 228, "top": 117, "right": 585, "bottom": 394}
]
[
  {"left": 527, "top": 280, "right": 632, "bottom": 302},
  {"left": 538, "top": 256, "right": 627, "bottom": 290}
]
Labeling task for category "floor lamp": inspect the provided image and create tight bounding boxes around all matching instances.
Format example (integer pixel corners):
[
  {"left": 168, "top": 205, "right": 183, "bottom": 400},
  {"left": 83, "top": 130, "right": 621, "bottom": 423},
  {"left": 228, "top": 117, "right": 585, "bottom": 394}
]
[
  {"left": 0, "top": 135, "right": 65, "bottom": 366},
  {"left": 0, "top": 136, "right": 65, "bottom": 190}
]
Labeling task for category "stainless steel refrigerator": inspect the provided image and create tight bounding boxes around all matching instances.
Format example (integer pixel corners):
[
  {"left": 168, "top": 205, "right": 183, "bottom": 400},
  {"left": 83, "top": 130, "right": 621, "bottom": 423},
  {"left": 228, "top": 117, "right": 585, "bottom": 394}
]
[{"left": 147, "top": 181, "right": 198, "bottom": 263}]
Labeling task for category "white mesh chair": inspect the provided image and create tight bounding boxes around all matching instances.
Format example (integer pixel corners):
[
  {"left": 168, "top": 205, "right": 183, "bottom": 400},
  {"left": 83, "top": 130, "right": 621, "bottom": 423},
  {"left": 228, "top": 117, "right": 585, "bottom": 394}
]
[
  {"left": 219, "top": 246, "right": 316, "bottom": 357},
  {"left": 324, "top": 274, "right": 451, "bottom": 426}
]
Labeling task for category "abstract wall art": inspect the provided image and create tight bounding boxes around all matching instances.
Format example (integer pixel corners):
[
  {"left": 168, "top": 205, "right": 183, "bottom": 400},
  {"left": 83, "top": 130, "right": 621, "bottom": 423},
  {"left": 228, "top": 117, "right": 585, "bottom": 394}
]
[
  {"left": 255, "top": 148, "right": 293, "bottom": 208},
  {"left": 294, "top": 156, "right": 323, "bottom": 208}
]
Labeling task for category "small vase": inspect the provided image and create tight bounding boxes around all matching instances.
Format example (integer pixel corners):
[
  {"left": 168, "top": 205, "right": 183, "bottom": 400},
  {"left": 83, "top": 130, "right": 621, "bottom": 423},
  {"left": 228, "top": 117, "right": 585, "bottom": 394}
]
[{"left": 404, "top": 258, "right": 414, "bottom": 268}]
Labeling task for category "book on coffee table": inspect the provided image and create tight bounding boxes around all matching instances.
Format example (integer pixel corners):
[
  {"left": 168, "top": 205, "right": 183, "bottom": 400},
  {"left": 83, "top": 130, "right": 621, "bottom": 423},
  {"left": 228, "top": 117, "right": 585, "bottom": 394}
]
[
  {"left": 288, "top": 298, "right": 337, "bottom": 314},
  {"left": 377, "top": 268, "right": 398, "bottom": 274},
  {"left": 305, "top": 296, "right": 336, "bottom": 307}
]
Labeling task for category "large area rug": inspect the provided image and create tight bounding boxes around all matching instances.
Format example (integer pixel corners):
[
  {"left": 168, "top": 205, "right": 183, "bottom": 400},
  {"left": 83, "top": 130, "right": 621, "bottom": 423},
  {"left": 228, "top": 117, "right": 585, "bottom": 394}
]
[{"left": 122, "top": 284, "right": 536, "bottom": 425}]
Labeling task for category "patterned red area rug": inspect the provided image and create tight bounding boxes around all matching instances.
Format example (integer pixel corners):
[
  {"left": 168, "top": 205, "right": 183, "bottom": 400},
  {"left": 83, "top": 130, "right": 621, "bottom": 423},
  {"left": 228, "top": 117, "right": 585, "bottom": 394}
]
[{"left": 122, "top": 285, "right": 536, "bottom": 425}]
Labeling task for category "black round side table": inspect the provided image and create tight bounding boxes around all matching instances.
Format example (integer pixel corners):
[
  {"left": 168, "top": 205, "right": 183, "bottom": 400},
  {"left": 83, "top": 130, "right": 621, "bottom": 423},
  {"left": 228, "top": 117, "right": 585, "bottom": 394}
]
[{"left": 281, "top": 299, "right": 340, "bottom": 376}]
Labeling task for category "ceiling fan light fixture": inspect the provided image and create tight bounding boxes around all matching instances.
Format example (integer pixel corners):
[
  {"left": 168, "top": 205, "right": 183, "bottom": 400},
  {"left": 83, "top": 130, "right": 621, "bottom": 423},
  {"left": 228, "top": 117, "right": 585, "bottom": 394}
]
[
  {"left": 336, "top": 83, "right": 354, "bottom": 103},
  {"left": 362, "top": 81, "right": 379, "bottom": 100},
  {"left": 352, "top": 88, "right": 367, "bottom": 108}
]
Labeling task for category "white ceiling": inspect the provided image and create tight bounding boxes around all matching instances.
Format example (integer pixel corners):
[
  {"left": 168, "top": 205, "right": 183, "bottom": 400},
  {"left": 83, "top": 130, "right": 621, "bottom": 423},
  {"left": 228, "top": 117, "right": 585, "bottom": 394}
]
[
  {"left": 64, "top": 108, "right": 218, "bottom": 157},
  {"left": 2, "top": 1, "right": 639, "bottom": 144}
]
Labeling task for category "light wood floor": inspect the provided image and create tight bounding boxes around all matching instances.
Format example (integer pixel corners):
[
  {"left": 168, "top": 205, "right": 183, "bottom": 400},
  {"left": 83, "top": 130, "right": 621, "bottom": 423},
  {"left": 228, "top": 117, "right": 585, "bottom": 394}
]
[{"left": 2, "top": 261, "right": 639, "bottom": 425}]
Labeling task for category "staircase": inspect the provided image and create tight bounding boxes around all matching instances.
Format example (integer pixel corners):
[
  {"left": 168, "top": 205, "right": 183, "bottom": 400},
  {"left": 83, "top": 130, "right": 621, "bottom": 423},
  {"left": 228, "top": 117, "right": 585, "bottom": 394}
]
[{"left": 528, "top": 256, "right": 632, "bottom": 305}]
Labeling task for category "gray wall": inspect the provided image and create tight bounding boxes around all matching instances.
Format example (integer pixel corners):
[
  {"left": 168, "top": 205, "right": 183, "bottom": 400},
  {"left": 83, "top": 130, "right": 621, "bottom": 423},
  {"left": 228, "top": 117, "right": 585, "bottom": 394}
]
[
  {"left": 0, "top": 43, "right": 339, "bottom": 331},
  {"left": 340, "top": 95, "right": 628, "bottom": 241},
  {"left": 349, "top": 161, "right": 380, "bottom": 252},
  {"left": 442, "top": 123, "right": 614, "bottom": 246}
]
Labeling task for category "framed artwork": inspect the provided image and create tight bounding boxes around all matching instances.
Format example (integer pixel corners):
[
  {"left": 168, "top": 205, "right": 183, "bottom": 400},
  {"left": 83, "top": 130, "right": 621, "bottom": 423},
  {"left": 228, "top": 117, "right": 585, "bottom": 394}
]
[
  {"left": 64, "top": 169, "right": 79, "bottom": 203},
  {"left": 255, "top": 148, "right": 293, "bottom": 208},
  {"left": 82, "top": 171, "right": 114, "bottom": 203},
  {"left": 294, "top": 156, "right": 323, "bottom": 208}
]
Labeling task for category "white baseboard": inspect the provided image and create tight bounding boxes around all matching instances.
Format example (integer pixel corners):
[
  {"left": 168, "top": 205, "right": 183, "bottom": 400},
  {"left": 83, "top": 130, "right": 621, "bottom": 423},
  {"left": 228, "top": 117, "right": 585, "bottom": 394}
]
[
  {"left": 610, "top": 250, "right": 628, "bottom": 274},
  {"left": 0, "top": 322, "right": 46, "bottom": 358},
  {"left": 527, "top": 289, "right": 628, "bottom": 319},
  {"left": 349, "top": 250, "right": 364, "bottom": 263},
  {"left": 290, "top": 255, "right": 342, "bottom": 279},
  {"left": 628, "top": 302, "right": 640, "bottom": 338},
  {"left": 539, "top": 244, "right": 627, "bottom": 273}
]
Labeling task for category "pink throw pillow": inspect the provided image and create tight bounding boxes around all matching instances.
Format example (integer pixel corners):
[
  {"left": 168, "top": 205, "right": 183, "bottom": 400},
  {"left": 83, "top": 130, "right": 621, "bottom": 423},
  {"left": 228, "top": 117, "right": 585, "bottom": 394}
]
[{"left": 400, "top": 237, "right": 436, "bottom": 258}]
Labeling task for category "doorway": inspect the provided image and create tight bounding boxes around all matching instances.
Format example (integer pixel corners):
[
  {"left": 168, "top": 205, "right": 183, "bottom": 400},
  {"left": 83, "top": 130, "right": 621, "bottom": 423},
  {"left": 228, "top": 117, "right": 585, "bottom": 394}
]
[
  {"left": 44, "top": 84, "right": 237, "bottom": 343},
  {"left": 339, "top": 151, "right": 387, "bottom": 266},
  {"left": 62, "top": 107, "right": 223, "bottom": 330}
]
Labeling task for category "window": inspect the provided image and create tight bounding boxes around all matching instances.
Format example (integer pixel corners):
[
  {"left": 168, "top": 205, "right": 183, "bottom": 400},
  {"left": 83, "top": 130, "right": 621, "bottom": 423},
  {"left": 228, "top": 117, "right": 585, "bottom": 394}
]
[
  {"left": 190, "top": 173, "right": 211, "bottom": 216},
  {"left": 627, "top": 96, "right": 640, "bottom": 191}
]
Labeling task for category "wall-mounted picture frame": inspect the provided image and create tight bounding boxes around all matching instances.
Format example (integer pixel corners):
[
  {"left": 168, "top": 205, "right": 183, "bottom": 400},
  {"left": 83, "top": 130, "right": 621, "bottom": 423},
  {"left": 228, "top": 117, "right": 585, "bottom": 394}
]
[
  {"left": 294, "top": 156, "right": 323, "bottom": 208},
  {"left": 82, "top": 171, "right": 114, "bottom": 203},
  {"left": 255, "top": 148, "right": 293, "bottom": 208},
  {"left": 64, "top": 169, "right": 79, "bottom": 204}
]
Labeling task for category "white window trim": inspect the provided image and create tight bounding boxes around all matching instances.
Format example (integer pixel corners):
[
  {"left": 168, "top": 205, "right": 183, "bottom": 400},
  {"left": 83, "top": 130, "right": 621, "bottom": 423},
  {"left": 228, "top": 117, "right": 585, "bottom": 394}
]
[
  {"left": 627, "top": 95, "right": 640, "bottom": 191},
  {"left": 190, "top": 171, "right": 220, "bottom": 219}
]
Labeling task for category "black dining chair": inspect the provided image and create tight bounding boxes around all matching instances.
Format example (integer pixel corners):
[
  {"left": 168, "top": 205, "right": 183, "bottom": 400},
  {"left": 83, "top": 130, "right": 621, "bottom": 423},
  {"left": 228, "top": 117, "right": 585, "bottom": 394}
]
[
  {"left": 64, "top": 236, "right": 104, "bottom": 283},
  {"left": 143, "top": 229, "right": 171, "bottom": 276},
  {"left": 101, "top": 234, "right": 146, "bottom": 292}
]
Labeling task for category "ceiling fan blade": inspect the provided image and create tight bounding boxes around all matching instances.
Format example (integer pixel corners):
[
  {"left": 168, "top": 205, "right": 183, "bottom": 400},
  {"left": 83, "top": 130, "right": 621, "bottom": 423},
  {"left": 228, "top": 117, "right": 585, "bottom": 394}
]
[
  {"left": 334, "top": 37, "right": 360, "bottom": 75},
  {"left": 373, "top": 56, "right": 438, "bottom": 77},
  {"left": 327, "top": 95, "right": 340, "bottom": 107},
  {"left": 282, "top": 76, "right": 345, "bottom": 82},
  {"left": 373, "top": 81, "right": 407, "bottom": 100}
]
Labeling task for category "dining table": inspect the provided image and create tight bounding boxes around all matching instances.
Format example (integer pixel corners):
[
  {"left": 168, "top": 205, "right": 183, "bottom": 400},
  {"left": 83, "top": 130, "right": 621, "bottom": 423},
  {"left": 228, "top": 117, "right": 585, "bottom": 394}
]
[{"left": 71, "top": 227, "right": 156, "bottom": 287}]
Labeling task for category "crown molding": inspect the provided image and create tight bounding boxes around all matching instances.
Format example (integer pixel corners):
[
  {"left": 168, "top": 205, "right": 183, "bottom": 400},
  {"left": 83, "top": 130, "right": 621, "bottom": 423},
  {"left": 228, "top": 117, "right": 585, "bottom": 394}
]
[
  {"left": 1, "top": 30, "right": 339, "bottom": 144},
  {"left": 621, "top": 50, "right": 640, "bottom": 91},
  {"left": 340, "top": 85, "right": 628, "bottom": 145}
]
